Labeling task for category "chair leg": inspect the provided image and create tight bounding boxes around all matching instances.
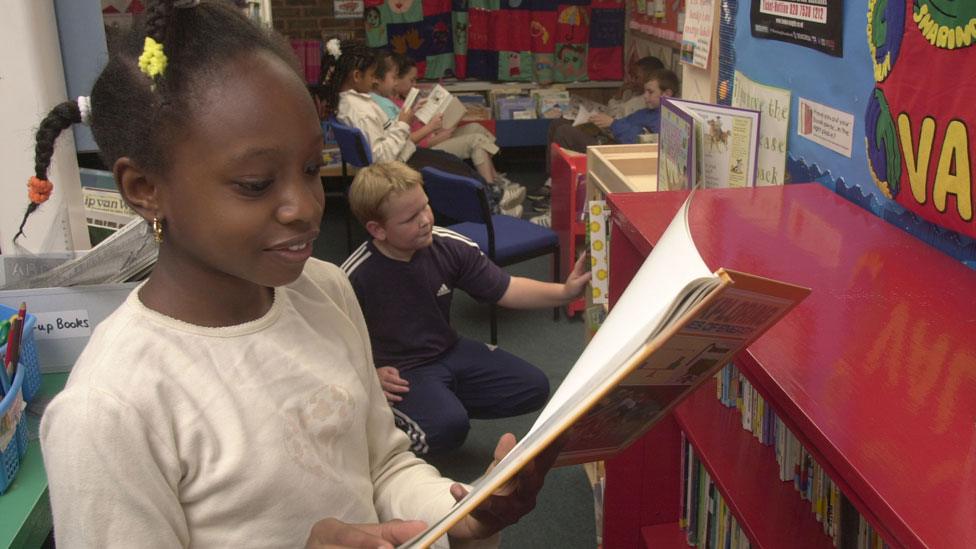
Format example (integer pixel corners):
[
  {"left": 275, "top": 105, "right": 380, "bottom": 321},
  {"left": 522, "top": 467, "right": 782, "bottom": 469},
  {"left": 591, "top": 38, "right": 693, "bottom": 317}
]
[
  {"left": 490, "top": 302, "right": 498, "bottom": 345},
  {"left": 552, "top": 247, "right": 560, "bottom": 321}
]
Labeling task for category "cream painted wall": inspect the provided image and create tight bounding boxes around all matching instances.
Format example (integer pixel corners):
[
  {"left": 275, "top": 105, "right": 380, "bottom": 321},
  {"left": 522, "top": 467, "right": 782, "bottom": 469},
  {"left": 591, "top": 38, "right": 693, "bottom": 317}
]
[{"left": 0, "top": 2, "right": 90, "bottom": 255}]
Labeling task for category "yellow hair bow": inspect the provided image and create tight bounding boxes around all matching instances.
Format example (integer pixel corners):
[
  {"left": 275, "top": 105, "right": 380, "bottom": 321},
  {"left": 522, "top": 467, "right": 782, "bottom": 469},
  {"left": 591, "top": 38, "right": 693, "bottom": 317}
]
[{"left": 138, "top": 37, "right": 168, "bottom": 79}]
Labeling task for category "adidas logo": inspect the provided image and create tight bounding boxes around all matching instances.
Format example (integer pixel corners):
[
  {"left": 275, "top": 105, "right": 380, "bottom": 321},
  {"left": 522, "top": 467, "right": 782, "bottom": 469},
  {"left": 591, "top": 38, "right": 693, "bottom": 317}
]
[{"left": 436, "top": 284, "right": 451, "bottom": 297}]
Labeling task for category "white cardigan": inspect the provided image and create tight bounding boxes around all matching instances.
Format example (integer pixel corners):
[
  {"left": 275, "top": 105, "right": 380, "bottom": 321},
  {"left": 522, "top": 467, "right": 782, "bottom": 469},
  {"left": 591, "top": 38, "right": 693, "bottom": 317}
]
[{"left": 337, "top": 89, "right": 416, "bottom": 163}]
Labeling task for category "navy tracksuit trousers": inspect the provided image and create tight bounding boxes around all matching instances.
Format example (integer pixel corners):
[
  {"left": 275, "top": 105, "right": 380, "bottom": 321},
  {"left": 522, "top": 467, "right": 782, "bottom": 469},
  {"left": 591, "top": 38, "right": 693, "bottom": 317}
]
[{"left": 390, "top": 337, "right": 550, "bottom": 455}]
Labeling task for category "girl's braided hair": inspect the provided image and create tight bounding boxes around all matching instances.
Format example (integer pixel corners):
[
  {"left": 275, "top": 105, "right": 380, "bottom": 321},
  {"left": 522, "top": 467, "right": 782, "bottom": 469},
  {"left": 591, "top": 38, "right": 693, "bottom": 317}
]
[
  {"left": 317, "top": 38, "right": 376, "bottom": 117},
  {"left": 15, "top": 0, "right": 298, "bottom": 241}
]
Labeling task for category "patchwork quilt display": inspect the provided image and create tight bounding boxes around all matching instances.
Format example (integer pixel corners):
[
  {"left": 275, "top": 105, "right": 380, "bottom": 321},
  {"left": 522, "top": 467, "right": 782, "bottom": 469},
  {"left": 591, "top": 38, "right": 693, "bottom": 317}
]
[{"left": 364, "top": 0, "right": 624, "bottom": 82}]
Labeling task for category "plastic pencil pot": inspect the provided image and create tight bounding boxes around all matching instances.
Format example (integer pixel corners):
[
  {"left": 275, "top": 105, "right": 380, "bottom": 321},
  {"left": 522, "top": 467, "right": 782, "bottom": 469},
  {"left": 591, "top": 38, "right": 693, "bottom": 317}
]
[
  {"left": 0, "top": 362, "right": 29, "bottom": 495},
  {"left": 0, "top": 303, "right": 40, "bottom": 402}
]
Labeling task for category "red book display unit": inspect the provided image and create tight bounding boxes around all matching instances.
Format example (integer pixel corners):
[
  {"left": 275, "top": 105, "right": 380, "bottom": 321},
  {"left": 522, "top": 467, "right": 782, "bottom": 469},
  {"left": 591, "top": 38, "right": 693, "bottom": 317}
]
[
  {"left": 550, "top": 144, "right": 587, "bottom": 318},
  {"left": 601, "top": 185, "right": 976, "bottom": 549}
]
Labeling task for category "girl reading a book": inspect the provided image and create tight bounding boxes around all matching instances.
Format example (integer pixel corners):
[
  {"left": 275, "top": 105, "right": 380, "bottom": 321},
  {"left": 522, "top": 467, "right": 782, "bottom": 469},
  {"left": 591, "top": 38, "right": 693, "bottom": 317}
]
[
  {"left": 319, "top": 39, "right": 524, "bottom": 216},
  {"left": 386, "top": 53, "right": 526, "bottom": 202},
  {"left": 38, "top": 2, "right": 556, "bottom": 547}
]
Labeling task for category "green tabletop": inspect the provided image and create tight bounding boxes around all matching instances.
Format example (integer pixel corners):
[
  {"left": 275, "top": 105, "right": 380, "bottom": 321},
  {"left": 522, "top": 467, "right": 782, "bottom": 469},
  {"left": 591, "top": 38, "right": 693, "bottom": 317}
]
[{"left": 0, "top": 373, "right": 68, "bottom": 549}]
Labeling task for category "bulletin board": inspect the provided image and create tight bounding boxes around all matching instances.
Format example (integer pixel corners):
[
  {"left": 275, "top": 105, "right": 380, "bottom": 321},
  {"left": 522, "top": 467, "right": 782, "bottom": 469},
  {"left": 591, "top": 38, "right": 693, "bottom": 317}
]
[{"left": 733, "top": 0, "right": 976, "bottom": 251}]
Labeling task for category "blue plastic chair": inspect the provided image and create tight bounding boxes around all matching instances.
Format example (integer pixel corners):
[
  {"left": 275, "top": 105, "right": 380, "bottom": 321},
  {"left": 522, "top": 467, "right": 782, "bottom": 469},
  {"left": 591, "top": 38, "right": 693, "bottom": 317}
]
[
  {"left": 420, "top": 167, "right": 560, "bottom": 344},
  {"left": 325, "top": 117, "right": 373, "bottom": 253}
]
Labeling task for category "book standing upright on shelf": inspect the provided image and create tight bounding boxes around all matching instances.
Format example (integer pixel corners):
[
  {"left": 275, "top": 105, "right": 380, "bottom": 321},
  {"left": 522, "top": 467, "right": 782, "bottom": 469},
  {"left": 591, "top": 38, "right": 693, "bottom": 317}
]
[
  {"left": 401, "top": 191, "right": 810, "bottom": 548},
  {"left": 658, "top": 98, "right": 761, "bottom": 191}
]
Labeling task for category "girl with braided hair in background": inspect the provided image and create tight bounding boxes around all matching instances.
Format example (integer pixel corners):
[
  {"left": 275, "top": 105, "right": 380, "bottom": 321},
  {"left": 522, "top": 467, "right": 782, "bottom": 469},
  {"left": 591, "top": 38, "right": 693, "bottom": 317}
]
[
  {"left": 319, "top": 38, "right": 525, "bottom": 217},
  {"left": 39, "top": 2, "right": 556, "bottom": 547}
]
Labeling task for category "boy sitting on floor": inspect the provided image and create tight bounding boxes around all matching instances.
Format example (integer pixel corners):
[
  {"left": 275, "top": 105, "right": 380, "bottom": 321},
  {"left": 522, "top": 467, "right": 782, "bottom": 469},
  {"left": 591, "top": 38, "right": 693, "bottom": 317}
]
[{"left": 342, "top": 161, "right": 591, "bottom": 455}]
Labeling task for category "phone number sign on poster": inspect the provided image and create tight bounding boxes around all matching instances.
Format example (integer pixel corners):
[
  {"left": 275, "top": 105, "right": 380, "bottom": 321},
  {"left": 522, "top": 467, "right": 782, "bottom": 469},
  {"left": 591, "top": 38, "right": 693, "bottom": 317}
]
[{"left": 750, "top": 0, "right": 843, "bottom": 57}]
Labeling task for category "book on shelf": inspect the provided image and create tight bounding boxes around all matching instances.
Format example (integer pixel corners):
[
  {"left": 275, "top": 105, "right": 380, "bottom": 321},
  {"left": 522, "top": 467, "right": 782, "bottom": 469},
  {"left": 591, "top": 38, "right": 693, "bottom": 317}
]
[
  {"left": 455, "top": 94, "right": 492, "bottom": 121},
  {"left": 402, "top": 192, "right": 810, "bottom": 548},
  {"left": 658, "top": 97, "right": 761, "bottom": 191},
  {"left": 412, "top": 84, "right": 466, "bottom": 129},
  {"left": 531, "top": 88, "right": 571, "bottom": 118}
]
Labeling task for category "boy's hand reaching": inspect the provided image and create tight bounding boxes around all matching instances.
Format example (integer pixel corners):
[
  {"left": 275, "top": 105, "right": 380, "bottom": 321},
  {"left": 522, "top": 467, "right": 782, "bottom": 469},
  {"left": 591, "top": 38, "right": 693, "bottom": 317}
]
[
  {"left": 305, "top": 517, "right": 426, "bottom": 548},
  {"left": 447, "top": 433, "right": 562, "bottom": 540},
  {"left": 497, "top": 253, "right": 591, "bottom": 309},
  {"left": 562, "top": 253, "right": 592, "bottom": 301},
  {"left": 376, "top": 366, "right": 410, "bottom": 403}
]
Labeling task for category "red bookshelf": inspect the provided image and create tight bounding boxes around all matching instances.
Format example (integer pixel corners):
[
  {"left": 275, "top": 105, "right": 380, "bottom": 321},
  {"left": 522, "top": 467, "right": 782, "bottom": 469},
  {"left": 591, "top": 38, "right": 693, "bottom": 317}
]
[
  {"left": 640, "top": 522, "right": 686, "bottom": 548},
  {"left": 602, "top": 185, "right": 976, "bottom": 549},
  {"left": 674, "top": 379, "right": 834, "bottom": 549},
  {"left": 550, "top": 144, "right": 587, "bottom": 317}
]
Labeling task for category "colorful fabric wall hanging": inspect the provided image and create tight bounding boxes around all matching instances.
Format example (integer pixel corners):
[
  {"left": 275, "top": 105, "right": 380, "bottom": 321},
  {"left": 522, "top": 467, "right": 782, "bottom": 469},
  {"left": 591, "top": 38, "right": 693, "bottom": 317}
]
[
  {"left": 865, "top": 0, "right": 976, "bottom": 238},
  {"left": 365, "top": 0, "right": 625, "bottom": 82}
]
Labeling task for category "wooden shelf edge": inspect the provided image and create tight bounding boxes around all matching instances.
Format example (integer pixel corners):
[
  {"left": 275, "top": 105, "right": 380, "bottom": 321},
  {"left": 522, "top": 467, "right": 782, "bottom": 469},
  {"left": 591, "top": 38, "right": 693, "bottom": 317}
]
[
  {"left": 641, "top": 522, "right": 687, "bottom": 548},
  {"left": 674, "top": 379, "right": 834, "bottom": 549}
]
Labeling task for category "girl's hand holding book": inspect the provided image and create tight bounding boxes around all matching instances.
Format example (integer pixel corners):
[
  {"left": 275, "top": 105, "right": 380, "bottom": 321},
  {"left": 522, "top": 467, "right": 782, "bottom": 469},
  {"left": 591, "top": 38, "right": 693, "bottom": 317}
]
[
  {"left": 425, "top": 113, "right": 444, "bottom": 132},
  {"left": 305, "top": 517, "right": 426, "bottom": 548},
  {"left": 446, "top": 433, "right": 562, "bottom": 540},
  {"left": 397, "top": 104, "right": 416, "bottom": 124}
]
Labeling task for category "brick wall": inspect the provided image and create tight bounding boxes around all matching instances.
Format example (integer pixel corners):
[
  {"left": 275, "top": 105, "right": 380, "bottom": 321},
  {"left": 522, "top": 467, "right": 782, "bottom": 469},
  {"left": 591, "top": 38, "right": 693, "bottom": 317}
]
[{"left": 270, "top": 0, "right": 364, "bottom": 41}]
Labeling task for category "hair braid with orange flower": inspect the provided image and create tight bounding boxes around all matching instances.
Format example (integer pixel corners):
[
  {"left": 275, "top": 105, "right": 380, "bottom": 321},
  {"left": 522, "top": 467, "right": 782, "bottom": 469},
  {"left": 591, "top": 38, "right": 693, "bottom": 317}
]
[{"left": 13, "top": 101, "right": 82, "bottom": 242}]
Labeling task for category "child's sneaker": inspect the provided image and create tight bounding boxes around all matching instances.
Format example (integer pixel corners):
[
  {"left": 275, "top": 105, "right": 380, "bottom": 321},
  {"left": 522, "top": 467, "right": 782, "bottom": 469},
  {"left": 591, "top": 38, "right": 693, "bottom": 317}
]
[
  {"left": 527, "top": 184, "right": 551, "bottom": 201},
  {"left": 529, "top": 212, "right": 551, "bottom": 227},
  {"left": 532, "top": 199, "right": 550, "bottom": 212},
  {"left": 495, "top": 173, "right": 523, "bottom": 190},
  {"left": 499, "top": 185, "right": 526, "bottom": 209},
  {"left": 500, "top": 204, "right": 524, "bottom": 218}
]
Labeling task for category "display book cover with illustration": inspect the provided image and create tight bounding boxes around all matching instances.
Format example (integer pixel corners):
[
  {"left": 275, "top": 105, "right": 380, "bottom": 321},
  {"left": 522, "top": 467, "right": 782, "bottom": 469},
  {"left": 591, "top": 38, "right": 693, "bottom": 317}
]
[
  {"left": 658, "top": 97, "right": 761, "bottom": 191},
  {"left": 401, "top": 191, "right": 810, "bottom": 548}
]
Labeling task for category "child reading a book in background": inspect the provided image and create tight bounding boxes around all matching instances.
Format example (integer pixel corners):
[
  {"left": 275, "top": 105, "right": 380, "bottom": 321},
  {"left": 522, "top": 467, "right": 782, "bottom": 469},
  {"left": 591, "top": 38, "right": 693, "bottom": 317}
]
[
  {"left": 530, "top": 67, "right": 679, "bottom": 227},
  {"left": 388, "top": 53, "right": 526, "bottom": 204},
  {"left": 320, "top": 39, "right": 525, "bottom": 217},
  {"left": 342, "top": 161, "right": 591, "bottom": 455},
  {"left": 607, "top": 55, "right": 666, "bottom": 118},
  {"left": 528, "top": 56, "right": 668, "bottom": 224},
  {"left": 38, "top": 2, "right": 557, "bottom": 547}
]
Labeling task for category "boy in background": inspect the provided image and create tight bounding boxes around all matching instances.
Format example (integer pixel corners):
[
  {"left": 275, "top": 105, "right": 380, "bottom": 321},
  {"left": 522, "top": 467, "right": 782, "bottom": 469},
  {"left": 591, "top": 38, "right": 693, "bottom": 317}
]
[
  {"left": 531, "top": 67, "right": 679, "bottom": 226},
  {"left": 342, "top": 161, "right": 591, "bottom": 455}
]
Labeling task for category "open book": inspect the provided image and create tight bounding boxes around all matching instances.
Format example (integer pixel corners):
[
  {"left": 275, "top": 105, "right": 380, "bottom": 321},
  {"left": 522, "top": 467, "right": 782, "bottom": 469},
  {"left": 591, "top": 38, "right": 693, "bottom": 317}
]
[
  {"left": 412, "top": 84, "right": 467, "bottom": 129},
  {"left": 402, "top": 192, "right": 809, "bottom": 547},
  {"left": 658, "top": 98, "right": 761, "bottom": 191}
]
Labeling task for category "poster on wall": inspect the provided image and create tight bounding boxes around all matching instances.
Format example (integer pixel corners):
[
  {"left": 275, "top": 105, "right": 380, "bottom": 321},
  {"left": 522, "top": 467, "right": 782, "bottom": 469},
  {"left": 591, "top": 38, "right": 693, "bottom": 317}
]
[
  {"left": 732, "top": 71, "right": 791, "bottom": 186},
  {"left": 681, "top": 0, "right": 717, "bottom": 69},
  {"left": 333, "top": 0, "right": 363, "bottom": 19},
  {"left": 750, "top": 0, "right": 843, "bottom": 57},
  {"left": 797, "top": 97, "right": 854, "bottom": 158}
]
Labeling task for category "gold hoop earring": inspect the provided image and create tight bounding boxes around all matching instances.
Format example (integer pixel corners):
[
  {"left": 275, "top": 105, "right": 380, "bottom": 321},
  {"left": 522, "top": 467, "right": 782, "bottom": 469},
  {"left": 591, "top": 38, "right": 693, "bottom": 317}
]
[{"left": 152, "top": 217, "right": 164, "bottom": 244}]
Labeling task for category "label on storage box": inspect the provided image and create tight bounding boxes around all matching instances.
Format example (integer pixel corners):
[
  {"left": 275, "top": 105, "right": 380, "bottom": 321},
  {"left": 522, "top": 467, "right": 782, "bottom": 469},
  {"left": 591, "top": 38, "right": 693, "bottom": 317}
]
[{"left": 33, "top": 310, "right": 93, "bottom": 340}]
